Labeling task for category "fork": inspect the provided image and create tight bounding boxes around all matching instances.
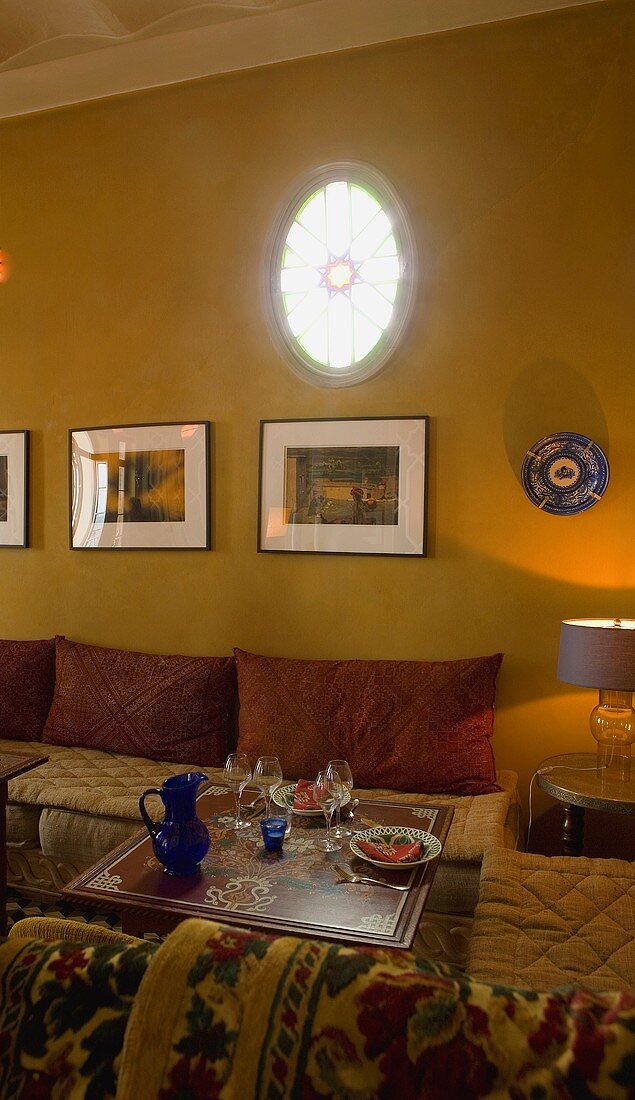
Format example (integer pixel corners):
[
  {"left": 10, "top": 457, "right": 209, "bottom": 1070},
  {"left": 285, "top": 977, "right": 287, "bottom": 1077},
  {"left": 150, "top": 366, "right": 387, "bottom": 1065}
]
[
  {"left": 334, "top": 864, "right": 410, "bottom": 892},
  {"left": 243, "top": 795, "right": 266, "bottom": 818}
]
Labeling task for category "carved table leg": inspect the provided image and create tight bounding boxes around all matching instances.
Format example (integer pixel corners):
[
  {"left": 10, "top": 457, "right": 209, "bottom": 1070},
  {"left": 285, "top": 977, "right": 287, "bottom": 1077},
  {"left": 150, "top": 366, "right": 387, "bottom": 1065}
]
[{"left": 562, "top": 803, "right": 584, "bottom": 856}]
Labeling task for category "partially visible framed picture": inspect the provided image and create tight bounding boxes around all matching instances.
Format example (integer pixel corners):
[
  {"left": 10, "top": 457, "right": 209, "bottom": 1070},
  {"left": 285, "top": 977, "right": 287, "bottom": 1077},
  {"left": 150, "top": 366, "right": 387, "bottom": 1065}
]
[
  {"left": 259, "top": 417, "right": 428, "bottom": 556},
  {"left": 70, "top": 422, "right": 210, "bottom": 550},
  {"left": 0, "top": 430, "right": 29, "bottom": 548}
]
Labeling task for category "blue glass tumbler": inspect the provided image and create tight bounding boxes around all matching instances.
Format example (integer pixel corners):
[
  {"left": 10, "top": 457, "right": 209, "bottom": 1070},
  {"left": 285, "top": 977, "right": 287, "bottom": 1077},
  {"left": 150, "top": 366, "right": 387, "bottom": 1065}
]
[{"left": 260, "top": 817, "right": 286, "bottom": 853}]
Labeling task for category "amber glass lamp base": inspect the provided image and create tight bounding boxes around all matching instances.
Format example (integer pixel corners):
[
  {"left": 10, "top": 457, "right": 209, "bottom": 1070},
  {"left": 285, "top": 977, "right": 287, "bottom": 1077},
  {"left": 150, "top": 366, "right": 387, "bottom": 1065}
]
[{"left": 590, "top": 689, "right": 634, "bottom": 782}]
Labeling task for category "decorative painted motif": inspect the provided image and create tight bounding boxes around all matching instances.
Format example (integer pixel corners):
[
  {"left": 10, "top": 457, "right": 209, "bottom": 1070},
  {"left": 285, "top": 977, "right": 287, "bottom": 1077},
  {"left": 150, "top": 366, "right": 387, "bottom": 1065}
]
[
  {"left": 521, "top": 432, "right": 609, "bottom": 515},
  {"left": 411, "top": 808, "right": 439, "bottom": 824},
  {"left": 359, "top": 911, "right": 399, "bottom": 935},
  {"left": 86, "top": 868, "right": 123, "bottom": 892},
  {"left": 201, "top": 818, "right": 351, "bottom": 915}
]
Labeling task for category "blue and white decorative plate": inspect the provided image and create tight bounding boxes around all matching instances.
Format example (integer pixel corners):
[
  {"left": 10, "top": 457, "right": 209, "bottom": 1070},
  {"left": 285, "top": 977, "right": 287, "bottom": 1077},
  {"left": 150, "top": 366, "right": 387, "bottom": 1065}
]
[{"left": 520, "top": 433, "right": 609, "bottom": 516}]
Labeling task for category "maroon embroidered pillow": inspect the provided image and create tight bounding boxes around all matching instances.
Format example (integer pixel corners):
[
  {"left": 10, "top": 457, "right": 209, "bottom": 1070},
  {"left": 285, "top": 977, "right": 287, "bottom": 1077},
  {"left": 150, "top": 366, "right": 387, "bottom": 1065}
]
[
  {"left": 43, "top": 637, "right": 236, "bottom": 765},
  {"left": 0, "top": 638, "right": 56, "bottom": 741},
  {"left": 235, "top": 649, "right": 503, "bottom": 794}
]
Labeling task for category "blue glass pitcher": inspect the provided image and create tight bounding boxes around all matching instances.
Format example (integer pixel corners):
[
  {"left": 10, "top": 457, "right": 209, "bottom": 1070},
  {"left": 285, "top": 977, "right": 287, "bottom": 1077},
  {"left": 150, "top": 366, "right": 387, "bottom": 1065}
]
[{"left": 139, "top": 771, "right": 210, "bottom": 876}]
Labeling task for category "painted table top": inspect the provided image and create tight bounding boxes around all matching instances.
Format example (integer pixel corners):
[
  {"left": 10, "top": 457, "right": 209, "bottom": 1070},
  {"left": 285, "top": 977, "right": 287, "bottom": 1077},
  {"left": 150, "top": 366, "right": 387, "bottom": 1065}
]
[{"left": 64, "top": 789, "right": 453, "bottom": 949}]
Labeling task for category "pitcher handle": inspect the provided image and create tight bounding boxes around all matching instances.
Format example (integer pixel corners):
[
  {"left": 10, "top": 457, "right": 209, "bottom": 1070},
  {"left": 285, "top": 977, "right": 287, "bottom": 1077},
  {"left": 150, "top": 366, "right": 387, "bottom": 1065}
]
[{"left": 139, "top": 788, "right": 164, "bottom": 840}]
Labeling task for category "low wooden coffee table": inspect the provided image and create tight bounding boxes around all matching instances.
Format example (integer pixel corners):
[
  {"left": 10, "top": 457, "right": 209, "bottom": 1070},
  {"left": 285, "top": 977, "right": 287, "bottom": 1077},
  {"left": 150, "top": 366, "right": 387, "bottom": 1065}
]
[
  {"left": 64, "top": 789, "right": 453, "bottom": 950},
  {"left": 1, "top": 748, "right": 49, "bottom": 934}
]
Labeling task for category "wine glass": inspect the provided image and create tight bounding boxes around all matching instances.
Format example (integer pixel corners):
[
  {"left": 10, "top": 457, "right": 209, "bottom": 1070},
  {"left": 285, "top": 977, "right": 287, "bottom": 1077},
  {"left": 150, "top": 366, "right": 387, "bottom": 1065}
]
[
  {"left": 313, "top": 770, "right": 343, "bottom": 852},
  {"left": 223, "top": 752, "right": 253, "bottom": 831},
  {"left": 253, "top": 756, "right": 283, "bottom": 819},
  {"left": 326, "top": 759, "right": 354, "bottom": 839},
  {"left": 276, "top": 785, "right": 294, "bottom": 836}
]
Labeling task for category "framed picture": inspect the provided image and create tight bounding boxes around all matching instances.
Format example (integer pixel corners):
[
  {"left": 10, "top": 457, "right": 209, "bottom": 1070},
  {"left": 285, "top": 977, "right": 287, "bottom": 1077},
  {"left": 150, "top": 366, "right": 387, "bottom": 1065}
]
[
  {"left": 69, "top": 422, "right": 210, "bottom": 550},
  {"left": 0, "top": 430, "right": 29, "bottom": 548},
  {"left": 259, "top": 417, "right": 428, "bottom": 556}
]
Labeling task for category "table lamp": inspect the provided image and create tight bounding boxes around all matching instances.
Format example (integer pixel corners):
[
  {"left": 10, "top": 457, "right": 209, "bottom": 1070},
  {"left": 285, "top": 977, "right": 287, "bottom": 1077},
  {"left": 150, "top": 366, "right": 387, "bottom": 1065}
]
[{"left": 557, "top": 618, "right": 635, "bottom": 781}]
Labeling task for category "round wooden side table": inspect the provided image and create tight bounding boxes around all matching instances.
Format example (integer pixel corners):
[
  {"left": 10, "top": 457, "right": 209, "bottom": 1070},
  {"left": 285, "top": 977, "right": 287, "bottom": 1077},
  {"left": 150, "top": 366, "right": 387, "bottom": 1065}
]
[{"left": 536, "top": 752, "right": 635, "bottom": 857}]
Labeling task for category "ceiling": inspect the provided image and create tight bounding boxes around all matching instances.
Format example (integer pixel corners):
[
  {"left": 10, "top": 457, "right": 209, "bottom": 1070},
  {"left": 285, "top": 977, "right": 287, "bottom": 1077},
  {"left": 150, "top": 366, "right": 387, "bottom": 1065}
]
[
  {"left": 0, "top": 0, "right": 607, "bottom": 120},
  {"left": 0, "top": 1, "right": 318, "bottom": 70}
]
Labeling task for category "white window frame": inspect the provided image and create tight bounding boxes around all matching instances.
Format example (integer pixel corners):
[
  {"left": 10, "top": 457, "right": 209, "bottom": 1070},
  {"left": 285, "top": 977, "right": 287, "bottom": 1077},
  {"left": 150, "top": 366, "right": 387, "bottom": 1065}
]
[{"left": 264, "top": 161, "right": 417, "bottom": 388}]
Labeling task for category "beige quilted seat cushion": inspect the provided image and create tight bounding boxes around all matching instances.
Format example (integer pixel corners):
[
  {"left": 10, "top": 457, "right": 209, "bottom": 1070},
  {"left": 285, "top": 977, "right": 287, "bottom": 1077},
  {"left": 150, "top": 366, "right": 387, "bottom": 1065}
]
[
  {"left": 467, "top": 848, "right": 635, "bottom": 992},
  {"left": 5, "top": 742, "right": 215, "bottom": 820}
]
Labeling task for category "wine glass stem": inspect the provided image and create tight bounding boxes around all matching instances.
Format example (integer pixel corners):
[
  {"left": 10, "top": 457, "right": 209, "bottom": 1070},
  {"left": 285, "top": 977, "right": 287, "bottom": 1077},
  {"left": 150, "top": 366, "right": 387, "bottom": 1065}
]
[
  {"left": 265, "top": 792, "right": 272, "bottom": 818},
  {"left": 325, "top": 809, "right": 334, "bottom": 845},
  {"left": 234, "top": 791, "right": 241, "bottom": 827},
  {"left": 335, "top": 803, "right": 341, "bottom": 831}
]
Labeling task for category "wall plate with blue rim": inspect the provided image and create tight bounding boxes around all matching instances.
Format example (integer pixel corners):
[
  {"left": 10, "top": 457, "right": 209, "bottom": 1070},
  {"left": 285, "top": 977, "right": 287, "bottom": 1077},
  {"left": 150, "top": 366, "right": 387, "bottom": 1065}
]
[{"left": 521, "top": 433, "right": 609, "bottom": 515}]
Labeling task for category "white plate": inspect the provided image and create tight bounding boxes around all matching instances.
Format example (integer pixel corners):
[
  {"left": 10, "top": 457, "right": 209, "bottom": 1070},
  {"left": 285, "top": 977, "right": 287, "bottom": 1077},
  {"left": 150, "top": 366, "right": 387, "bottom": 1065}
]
[
  {"left": 272, "top": 782, "right": 352, "bottom": 817},
  {"left": 349, "top": 825, "right": 442, "bottom": 868}
]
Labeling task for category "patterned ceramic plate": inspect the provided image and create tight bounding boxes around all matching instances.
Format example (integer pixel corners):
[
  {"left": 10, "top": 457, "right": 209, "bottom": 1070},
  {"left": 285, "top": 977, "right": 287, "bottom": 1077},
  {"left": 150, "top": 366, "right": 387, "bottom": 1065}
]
[
  {"left": 273, "top": 783, "right": 352, "bottom": 817},
  {"left": 350, "top": 825, "right": 442, "bottom": 869},
  {"left": 520, "top": 433, "right": 609, "bottom": 515}
]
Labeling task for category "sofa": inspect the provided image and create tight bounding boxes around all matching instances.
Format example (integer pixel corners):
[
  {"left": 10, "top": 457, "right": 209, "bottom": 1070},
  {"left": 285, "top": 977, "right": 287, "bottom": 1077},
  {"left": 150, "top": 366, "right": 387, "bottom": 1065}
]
[
  {"left": 1, "top": 637, "right": 521, "bottom": 965},
  {"left": 2, "top": 914, "right": 633, "bottom": 1099}
]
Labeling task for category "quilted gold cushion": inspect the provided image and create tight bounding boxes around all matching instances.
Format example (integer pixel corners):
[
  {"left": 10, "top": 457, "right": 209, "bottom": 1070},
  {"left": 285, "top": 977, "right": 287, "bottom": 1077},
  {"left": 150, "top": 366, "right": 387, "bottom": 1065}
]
[
  {"left": 5, "top": 740, "right": 215, "bottom": 820},
  {"left": 5, "top": 739, "right": 518, "bottom": 860},
  {"left": 467, "top": 848, "right": 635, "bottom": 992}
]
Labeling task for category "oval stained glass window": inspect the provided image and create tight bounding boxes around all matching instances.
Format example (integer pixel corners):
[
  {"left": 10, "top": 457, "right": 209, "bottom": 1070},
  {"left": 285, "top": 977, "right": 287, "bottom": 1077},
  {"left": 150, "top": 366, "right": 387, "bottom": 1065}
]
[{"left": 268, "top": 166, "right": 415, "bottom": 386}]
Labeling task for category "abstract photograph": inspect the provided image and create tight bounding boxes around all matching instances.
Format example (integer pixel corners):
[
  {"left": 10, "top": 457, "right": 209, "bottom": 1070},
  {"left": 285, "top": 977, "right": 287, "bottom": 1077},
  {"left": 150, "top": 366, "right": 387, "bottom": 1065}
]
[{"left": 94, "top": 449, "right": 186, "bottom": 523}]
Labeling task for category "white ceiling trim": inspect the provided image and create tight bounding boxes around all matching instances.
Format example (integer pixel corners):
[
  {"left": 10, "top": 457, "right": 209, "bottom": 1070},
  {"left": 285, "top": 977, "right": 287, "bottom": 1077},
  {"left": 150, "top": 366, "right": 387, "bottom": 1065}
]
[{"left": 0, "top": 0, "right": 607, "bottom": 121}]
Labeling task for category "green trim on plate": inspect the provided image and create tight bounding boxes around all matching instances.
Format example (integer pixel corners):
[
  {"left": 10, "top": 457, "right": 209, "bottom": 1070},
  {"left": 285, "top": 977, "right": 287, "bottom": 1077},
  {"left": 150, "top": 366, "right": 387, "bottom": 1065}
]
[{"left": 350, "top": 825, "right": 442, "bottom": 868}]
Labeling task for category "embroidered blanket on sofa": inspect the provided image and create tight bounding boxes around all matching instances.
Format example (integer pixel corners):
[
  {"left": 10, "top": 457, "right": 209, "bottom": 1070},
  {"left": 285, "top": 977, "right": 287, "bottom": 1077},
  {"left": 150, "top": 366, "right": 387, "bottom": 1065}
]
[
  {"left": 117, "top": 919, "right": 635, "bottom": 1100},
  {"left": 5, "top": 917, "right": 632, "bottom": 1099}
]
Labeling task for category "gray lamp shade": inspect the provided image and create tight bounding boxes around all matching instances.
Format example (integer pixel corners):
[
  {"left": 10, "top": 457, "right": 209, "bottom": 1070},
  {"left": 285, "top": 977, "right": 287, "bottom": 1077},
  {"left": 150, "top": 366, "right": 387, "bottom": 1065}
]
[{"left": 558, "top": 619, "right": 635, "bottom": 690}]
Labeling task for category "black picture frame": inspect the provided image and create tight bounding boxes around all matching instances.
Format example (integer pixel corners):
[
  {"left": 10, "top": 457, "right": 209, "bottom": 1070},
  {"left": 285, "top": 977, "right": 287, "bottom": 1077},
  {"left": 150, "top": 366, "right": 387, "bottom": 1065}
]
[
  {"left": 67, "top": 420, "right": 210, "bottom": 550},
  {"left": 0, "top": 429, "right": 29, "bottom": 549},
  {"left": 258, "top": 416, "right": 428, "bottom": 557}
]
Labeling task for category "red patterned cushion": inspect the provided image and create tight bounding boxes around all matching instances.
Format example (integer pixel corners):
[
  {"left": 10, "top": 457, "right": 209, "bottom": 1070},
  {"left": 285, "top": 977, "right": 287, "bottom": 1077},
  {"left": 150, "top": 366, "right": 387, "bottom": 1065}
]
[
  {"left": 43, "top": 637, "right": 236, "bottom": 765},
  {"left": 0, "top": 639, "right": 56, "bottom": 741},
  {"left": 235, "top": 649, "right": 503, "bottom": 794}
]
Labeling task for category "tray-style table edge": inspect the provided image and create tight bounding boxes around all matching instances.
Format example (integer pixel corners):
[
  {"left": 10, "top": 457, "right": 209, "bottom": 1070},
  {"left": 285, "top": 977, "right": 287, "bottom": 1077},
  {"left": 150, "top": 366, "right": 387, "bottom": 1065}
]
[{"left": 63, "top": 799, "right": 454, "bottom": 949}]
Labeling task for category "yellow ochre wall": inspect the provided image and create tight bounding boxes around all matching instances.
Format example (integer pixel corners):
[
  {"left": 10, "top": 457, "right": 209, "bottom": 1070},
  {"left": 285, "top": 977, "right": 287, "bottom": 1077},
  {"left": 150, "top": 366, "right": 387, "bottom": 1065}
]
[{"left": 0, "top": 2, "right": 633, "bottom": 825}]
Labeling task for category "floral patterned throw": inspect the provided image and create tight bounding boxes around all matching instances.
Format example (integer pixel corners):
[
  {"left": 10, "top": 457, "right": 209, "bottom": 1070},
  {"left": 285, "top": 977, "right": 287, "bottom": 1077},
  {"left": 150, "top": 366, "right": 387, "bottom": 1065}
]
[
  {"left": 0, "top": 934, "right": 156, "bottom": 1098},
  {"left": 118, "top": 919, "right": 634, "bottom": 1100},
  {"left": 1, "top": 918, "right": 633, "bottom": 1099}
]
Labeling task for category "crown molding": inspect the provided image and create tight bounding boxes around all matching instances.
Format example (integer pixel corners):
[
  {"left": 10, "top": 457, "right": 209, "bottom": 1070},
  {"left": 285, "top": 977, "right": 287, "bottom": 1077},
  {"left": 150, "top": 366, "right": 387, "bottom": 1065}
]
[{"left": 0, "top": 0, "right": 607, "bottom": 121}]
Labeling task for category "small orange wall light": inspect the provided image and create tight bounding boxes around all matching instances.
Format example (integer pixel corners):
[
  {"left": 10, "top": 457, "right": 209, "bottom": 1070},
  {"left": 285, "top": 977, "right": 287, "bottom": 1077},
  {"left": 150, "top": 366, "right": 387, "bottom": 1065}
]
[
  {"left": 558, "top": 618, "right": 635, "bottom": 782},
  {"left": 0, "top": 250, "right": 12, "bottom": 283}
]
